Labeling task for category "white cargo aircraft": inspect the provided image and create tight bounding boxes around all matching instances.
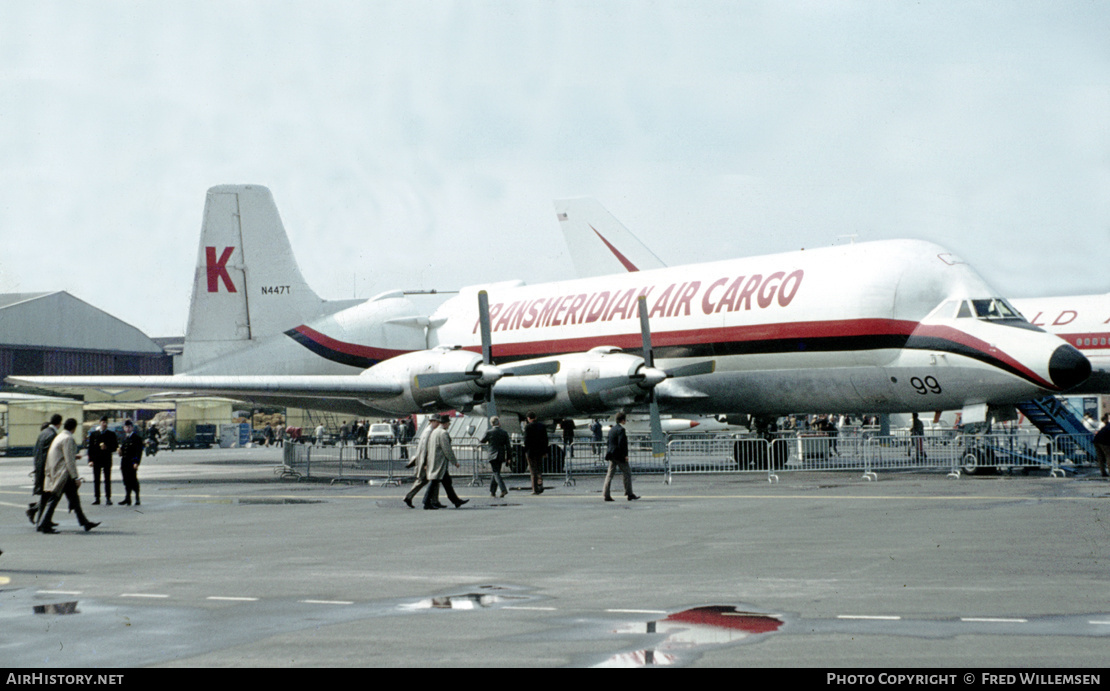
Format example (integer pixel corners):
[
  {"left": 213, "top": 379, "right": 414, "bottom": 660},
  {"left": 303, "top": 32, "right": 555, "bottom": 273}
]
[
  {"left": 7, "top": 185, "right": 1091, "bottom": 454},
  {"left": 555, "top": 197, "right": 1109, "bottom": 396}
]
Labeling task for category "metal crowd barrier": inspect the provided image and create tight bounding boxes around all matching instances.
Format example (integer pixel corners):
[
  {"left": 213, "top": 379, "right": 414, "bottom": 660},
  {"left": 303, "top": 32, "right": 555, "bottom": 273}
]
[
  {"left": 281, "top": 429, "right": 1095, "bottom": 483},
  {"left": 282, "top": 442, "right": 409, "bottom": 484}
]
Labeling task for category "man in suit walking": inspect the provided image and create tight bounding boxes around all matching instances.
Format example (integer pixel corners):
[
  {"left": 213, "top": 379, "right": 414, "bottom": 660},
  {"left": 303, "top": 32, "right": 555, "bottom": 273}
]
[
  {"left": 604, "top": 412, "right": 639, "bottom": 502},
  {"left": 523, "top": 412, "right": 548, "bottom": 495},
  {"left": 480, "top": 416, "right": 511, "bottom": 498},
  {"left": 28, "top": 414, "right": 62, "bottom": 525}
]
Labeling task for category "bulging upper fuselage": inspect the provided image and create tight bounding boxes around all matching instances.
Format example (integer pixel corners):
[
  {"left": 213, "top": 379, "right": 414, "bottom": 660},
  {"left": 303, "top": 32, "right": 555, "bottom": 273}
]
[
  {"left": 10, "top": 185, "right": 1089, "bottom": 421},
  {"left": 268, "top": 238, "right": 1088, "bottom": 418}
]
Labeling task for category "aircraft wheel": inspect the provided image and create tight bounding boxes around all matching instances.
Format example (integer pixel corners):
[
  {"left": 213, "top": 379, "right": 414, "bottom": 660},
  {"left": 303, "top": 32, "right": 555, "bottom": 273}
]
[{"left": 961, "top": 452, "right": 980, "bottom": 476}]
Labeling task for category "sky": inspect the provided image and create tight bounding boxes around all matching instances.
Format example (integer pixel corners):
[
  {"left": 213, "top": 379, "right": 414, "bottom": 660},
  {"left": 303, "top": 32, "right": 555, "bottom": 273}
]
[{"left": 1, "top": 0, "right": 1108, "bottom": 338}]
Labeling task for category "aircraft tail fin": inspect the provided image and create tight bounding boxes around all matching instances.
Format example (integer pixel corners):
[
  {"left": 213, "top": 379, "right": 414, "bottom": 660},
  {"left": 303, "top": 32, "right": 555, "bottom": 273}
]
[
  {"left": 554, "top": 198, "right": 668, "bottom": 278},
  {"left": 182, "top": 185, "right": 327, "bottom": 370}
]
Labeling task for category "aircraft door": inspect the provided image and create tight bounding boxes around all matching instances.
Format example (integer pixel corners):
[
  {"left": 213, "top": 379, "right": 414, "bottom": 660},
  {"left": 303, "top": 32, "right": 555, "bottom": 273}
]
[{"left": 849, "top": 367, "right": 896, "bottom": 409}]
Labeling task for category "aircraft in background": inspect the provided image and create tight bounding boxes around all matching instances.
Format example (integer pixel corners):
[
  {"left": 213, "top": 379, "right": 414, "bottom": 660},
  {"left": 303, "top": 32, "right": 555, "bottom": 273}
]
[
  {"left": 554, "top": 197, "right": 1109, "bottom": 395},
  {"left": 1008, "top": 294, "right": 1110, "bottom": 395},
  {"left": 8, "top": 185, "right": 1091, "bottom": 455}
]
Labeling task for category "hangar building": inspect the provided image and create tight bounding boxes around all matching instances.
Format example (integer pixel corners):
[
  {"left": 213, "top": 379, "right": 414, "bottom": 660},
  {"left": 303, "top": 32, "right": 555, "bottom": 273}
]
[{"left": 0, "top": 291, "right": 172, "bottom": 380}]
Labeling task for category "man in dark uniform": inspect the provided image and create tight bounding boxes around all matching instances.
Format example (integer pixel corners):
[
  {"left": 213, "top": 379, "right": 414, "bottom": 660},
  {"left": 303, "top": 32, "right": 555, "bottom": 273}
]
[
  {"left": 604, "top": 412, "right": 639, "bottom": 502},
  {"left": 355, "top": 420, "right": 368, "bottom": 460},
  {"left": 86, "top": 416, "right": 118, "bottom": 505},
  {"left": 398, "top": 416, "right": 414, "bottom": 461},
  {"left": 559, "top": 417, "right": 576, "bottom": 458},
  {"left": 523, "top": 412, "right": 548, "bottom": 494},
  {"left": 118, "top": 419, "right": 144, "bottom": 506},
  {"left": 28, "top": 414, "right": 62, "bottom": 524},
  {"left": 1094, "top": 414, "right": 1110, "bottom": 478}
]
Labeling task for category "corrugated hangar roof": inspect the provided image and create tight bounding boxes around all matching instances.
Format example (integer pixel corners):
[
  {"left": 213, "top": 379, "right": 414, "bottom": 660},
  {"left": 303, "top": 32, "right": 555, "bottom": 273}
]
[{"left": 0, "top": 291, "right": 164, "bottom": 354}]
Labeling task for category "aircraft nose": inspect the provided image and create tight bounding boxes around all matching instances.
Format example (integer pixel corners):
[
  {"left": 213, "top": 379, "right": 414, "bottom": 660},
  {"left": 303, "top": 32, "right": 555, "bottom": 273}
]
[{"left": 1049, "top": 344, "right": 1091, "bottom": 390}]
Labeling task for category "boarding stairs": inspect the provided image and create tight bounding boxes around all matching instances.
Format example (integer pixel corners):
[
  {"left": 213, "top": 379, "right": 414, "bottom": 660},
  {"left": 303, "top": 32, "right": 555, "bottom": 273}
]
[
  {"left": 1015, "top": 396, "right": 1095, "bottom": 468},
  {"left": 301, "top": 410, "right": 343, "bottom": 441}
]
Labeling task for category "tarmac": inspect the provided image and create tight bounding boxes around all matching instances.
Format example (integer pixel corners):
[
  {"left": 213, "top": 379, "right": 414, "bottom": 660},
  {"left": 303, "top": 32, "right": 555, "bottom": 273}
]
[{"left": 1, "top": 445, "right": 1108, "bottom": 668}]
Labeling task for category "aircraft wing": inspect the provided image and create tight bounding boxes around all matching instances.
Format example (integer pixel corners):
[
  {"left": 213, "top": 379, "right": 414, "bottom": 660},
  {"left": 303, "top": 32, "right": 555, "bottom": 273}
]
[{"left": 4, "top": 375, "right": 403, "bottom": 401}]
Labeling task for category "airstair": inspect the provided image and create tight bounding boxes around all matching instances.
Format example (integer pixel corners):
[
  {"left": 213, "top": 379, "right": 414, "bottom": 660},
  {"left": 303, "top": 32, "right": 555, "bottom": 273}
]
[
  {"left": 301, "top": 410, "right": 342, "bottom": 441},
  {"left": 1015, "top": 396, "right": 1095, "bottom": 466}
]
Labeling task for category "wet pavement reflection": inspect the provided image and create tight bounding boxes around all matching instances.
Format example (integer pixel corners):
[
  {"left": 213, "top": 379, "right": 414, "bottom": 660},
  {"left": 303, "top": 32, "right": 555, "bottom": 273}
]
[
  {"left": 398, "top": 584, "right": 534, "bottom": 611},
  {"left": 33, "top": 601, "right": 80, "bottom": 615},
  {"left": 595, "top": 605, "right": 784, "bottom": 667}
]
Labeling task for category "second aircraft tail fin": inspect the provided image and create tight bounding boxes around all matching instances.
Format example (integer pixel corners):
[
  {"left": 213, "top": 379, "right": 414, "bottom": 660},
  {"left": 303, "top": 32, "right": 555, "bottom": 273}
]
[{"left": 554, "top": 198, "right": 668, "bottom": 278}]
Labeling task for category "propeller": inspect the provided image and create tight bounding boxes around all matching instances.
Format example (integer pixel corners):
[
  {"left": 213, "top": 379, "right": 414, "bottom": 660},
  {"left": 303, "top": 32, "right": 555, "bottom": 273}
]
[
  {"left": 584, "top": 295, "right": 715, "bottom": 458},
  {"left": 414, "top": 290, "right": 559, "bottom": 417}
]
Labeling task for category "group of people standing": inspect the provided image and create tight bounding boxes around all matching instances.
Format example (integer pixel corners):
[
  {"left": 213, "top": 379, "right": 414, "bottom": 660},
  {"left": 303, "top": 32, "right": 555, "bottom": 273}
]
[
  {"left": 260, "top": 422, "right": 285, "bottom": 447},
  {"left": 25, "top": 415, "right": 145, "bottom": 534},
  {"left": 402, "top": 411, "right": 638, "bottom": 506}
]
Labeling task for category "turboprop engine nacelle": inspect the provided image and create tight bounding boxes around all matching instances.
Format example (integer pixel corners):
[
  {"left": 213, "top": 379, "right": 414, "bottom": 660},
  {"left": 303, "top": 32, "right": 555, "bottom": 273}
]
[
  {"left": 549, "top": 346, "right": 651, "bottom": 415},
  {"left": 356, "top": 346, "right": 487, "bottom": 413}
]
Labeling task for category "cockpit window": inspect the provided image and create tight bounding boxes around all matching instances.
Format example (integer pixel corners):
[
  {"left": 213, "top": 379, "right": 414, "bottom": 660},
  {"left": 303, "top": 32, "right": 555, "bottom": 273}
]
[
  {"left": 971, "top": 298, "right": 1022, "bottom": 320},
  {"left": 951, "top": 298, "right": 1040, "bottom": 330}
]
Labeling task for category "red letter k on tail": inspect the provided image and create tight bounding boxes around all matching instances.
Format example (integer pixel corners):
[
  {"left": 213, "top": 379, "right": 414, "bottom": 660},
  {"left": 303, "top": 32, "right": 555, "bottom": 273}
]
[{"left": 206, "top": 246, "right": 237, "bottom": 293}]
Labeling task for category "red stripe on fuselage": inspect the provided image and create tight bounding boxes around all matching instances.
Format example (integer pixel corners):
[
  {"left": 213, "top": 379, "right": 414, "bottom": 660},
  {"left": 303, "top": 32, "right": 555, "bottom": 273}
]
[
  {"left": 907, "top": 323, "right": 1053, "bottom": 389},
  {"left": 289, "top": 325, "right": 410, "bottom": 362},
  {"left": 467, "top": 318, "right": 918, "bottom": 358}
]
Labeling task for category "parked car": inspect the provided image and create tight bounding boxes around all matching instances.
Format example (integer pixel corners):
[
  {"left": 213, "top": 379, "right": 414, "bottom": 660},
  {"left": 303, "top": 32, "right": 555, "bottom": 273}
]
[{"left": 367, "top": 423, "right": 396, "bottom": 445}]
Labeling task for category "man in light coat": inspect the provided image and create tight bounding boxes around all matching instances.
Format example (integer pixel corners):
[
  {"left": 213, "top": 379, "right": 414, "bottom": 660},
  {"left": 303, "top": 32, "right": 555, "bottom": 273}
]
[
  {"left": 424, "top": 414, "right": 468, "bottom": 510},
  {"left": 402, "top": 417, "right": 438, "bottom": 508},
  {"left": 37, "top": 418, "right": 99, "bottom": 533}
]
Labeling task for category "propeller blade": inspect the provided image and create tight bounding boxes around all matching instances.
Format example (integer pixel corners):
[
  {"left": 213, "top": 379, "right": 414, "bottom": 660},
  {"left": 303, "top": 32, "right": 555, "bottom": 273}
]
[
  {"left": 639, "top": 295, "right": 666, "bottom": 459},
  {"left": 648, "top": 394, "right": 666, "bottom": 458},
  {"left": 664, "top": 360, "right": 716, "bottom": 379},
  {"left": 478, "top": 290, "right": 499, "bottom": 418},
  {"left": 501, "top": 360, "right": 560, "bottom": 377},
  {"left": 414, "top": 371, "right": 480, "bottom": 389},
  {"left": 487, "top": 388, "right": 499, "bottom": 419},
  {"left": 478, "top": 290, "right": 493, "bottom": 366},
  {"left": 637, "top": 295, "right": 654, "bottom": 368}
]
